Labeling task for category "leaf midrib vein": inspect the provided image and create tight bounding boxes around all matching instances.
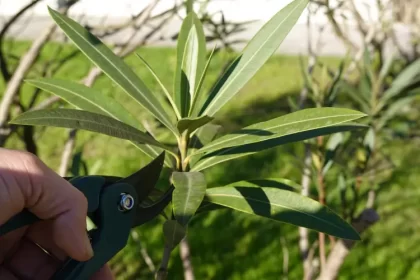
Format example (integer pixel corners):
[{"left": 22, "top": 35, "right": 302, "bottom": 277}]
[
  {"left": 192, "top": 118, "right": 359, "bottom": 170},
  {"left": 195, "top": 113, "right": 362, "bottom": 154},
  {"left": 207, "top": 192, "right": 344, "bottom": 231},
  {"left": 18, "top": 115, "right": 152, "bottom": 140},
  {"left": 53, "top": 13, "right": 172, "bottom": 128},
  {"left": 204, "top": 0, "right": 306, "bottom": 115}
]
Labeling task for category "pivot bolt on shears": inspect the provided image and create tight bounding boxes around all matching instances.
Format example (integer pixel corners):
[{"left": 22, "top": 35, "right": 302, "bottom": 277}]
[{"left": 0, "top": 152, "right": 172, "bottom": 280}]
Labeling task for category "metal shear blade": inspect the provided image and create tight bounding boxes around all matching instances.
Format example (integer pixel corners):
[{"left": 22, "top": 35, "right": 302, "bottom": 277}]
[{"left": 116, "top": 151, "right": 172, "bottom": 228}]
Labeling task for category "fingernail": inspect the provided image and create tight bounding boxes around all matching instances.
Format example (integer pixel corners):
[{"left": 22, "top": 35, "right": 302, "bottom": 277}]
[{"left": 84, "top": 234, "right": 94, "bottom": 258}]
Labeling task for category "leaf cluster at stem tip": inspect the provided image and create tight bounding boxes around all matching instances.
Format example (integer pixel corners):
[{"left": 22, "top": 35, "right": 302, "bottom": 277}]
[{"left": 10, "top": 0, "right": 368, "bottom": 253}]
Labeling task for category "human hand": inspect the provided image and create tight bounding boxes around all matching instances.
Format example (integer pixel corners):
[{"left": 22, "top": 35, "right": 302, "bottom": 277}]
[{"left": 0, "top": 148, "right": 114, "bottom": 280}]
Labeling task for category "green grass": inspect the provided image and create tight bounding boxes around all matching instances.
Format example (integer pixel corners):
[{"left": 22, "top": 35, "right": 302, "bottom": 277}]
[{"left": 1, "top": 40, "right": 419, "bottom": 279}]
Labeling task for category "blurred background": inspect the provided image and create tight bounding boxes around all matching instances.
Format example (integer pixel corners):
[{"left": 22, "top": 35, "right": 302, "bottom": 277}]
[{"left": 0, "top": 0, "right": 419, "bottom": 279}]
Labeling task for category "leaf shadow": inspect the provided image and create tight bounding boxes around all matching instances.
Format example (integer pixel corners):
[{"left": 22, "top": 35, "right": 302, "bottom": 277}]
[{"left": 234, "top": 186, "right": 271, "bottom": 216}]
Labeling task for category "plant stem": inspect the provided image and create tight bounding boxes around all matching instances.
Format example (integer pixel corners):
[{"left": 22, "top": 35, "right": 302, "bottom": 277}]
[
  {"left": 157, "top": 130, "right": 193, "bottom": 279},
  {"left": 316, "top": 136, "right": 326, "bottom": 274},
  {"left": 180, "top": 237, "right": 195, "bottom": 280},
  {"left": 156, "top": 245, "right": 172, "bottom": 280},
  {"left": 179, "top": 131, "right": 190, "bottom": 171},
  {"left": 299, "top": 145, "right": 313, "bottom": 280},
  {"left": 131, "top": 231, "right": 156, "bottom": 273}
]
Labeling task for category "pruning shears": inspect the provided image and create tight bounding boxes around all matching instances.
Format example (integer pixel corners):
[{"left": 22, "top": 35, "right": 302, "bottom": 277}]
[{"left": 0, "top": 152, "right": 172, "bottom": 280}]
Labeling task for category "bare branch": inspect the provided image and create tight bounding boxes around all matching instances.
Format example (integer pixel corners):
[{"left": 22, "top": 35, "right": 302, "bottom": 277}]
[
  {"left": 0, "top": 23, "right": 57, "bottom": 146},
  {"left": 299, "top": 145, "right": 313, "bottom": 280},
  {"left": 317, "top": 209, "right": 380, "bottom": 280},
  {"left": 58, "top": 129, "right": 77, "bottom": 176},
  {"left": 179, "top": 238, "right": 195, "bottom": 280},
  {"left": 0, "top": 0, "right": 42, "bottom": 81},
  {"left": 281, "top": 236, "right": 289, "bottom": 280},
  {"left": 131, "top": 230, "right": 156, "bottom": 273},
  {"left": 157, "top": 245, "right": 171, "bottom": 280}
]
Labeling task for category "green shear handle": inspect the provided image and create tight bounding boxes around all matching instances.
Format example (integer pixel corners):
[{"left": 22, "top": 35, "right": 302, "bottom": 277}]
[{"left": 0, "top": 152, "right": 172, "bottom": 280}]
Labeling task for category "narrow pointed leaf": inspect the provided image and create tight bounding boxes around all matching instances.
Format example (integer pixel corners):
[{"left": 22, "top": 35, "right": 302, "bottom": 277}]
[
  {"left": 380, "top": 58, "right": 420, "bottom": 105},
  {"left": 188, "top": 123, "right": 223, "bottom": 167},
  {"left": 201, "top": 0, "right": 309, "bottom": 117},
  {"left": 196, "top": 200, "right": 226, "bottom": 215},
  {"left": 322, "top": 132, "right": 344, "bottom": 175},
  {"left": 174, "top": 12, "right": 206, "bottom": 117},
  {"left": 363, "top": 128, "right": 375, "bottom": 153},
  {"left": 189, "top": 124, "right": 223, "bottom": 150},
  {"left": 177, "top": 115, "right": 213, "bottom": 134},
  {"left": 204, "top": 179, "right": 360, "bottom": 240},
  {"left": 163, "top": 220, "right": 186, "bottom": 249},
  {"left": 341, "top": 81, "right": 370, "bottom": 113},
  {"left": 25, "top": 78, "right": 172, "bottom": 167},
  {"left": 377, "top": 96, "right": 415, "bottom": 129},
  {"left": 10, "top": 109, "right": 173, "bottom": 152},
  {"left": 132, "top": 142, "right": 174, "bottom": 168},
  {"left": 172, "top": 172, "right": 207, "bottom": 226},
  {"left": 25, "top": 78, "right": 139, "bottom": 128},
  {"left": 379, "top": 53, "right": 395, "bottom": 81},
  {"left": 192, "top": 123, "right": 367, "bottom": 171},
  {"left": 193, "top": 108, "right": 366, "bottom": 156},
  {"left": 136, "top": 53, "right": 181, "bottom": 120},
  {"left": 48, "top": 7, "right": 177, "bottom": 134},
  {"left": 186, "top": 0, "right": 194, "bottom": 13},
  {"left": 190, "top": 46, "right": 217, "bottom": 117}
]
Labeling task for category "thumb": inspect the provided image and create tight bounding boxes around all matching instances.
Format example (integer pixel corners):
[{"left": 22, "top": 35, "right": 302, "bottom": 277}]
[{"left": 0, "top": 148, "right": 94, "bottom": 261}]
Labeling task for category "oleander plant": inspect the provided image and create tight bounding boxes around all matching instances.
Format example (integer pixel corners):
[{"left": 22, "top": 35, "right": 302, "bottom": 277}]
[{"left": 10, "top": 0, "right": 369, "bottom": 278}]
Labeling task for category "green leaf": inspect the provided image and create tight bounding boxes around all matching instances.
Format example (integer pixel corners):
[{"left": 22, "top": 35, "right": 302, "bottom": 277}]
[
  {"left": 379, "top": 53, "right": 395, "bottom": 82},
  {"left": 326, "top": 132, "right": 344, "bottom": 152},
  {"left": 190, "top": 45, "right": 217, "bottom": 117},
  {"left": 193, "top": 108, "right": 366, "bottom": 156},
  {"left": 177, "top": 115, "right": 213, "bottom": 134},
  {"left": 174, "top": 12, "right": 206, "bottom": 117},
  {"left": 132, "top": 142, "right": 173, "bottom": 168},
  {"left": 136, "top": 53, "right": 181, "bottom": 120},
  {"left": 172, "top": 172, "right": 207, "bottom": 226},
  {"left": 299, "top": 55, "right": 314, "bottom": 91},
  {"left": 322, "top": 132, "right": 344, "bottom": 175},
  {"left": 10, "top": 108, "right": 174, "bottom": 153},
  {"left": 25, "top": 78, "right": 172, "bottom": 167},
  {"left": 377, "top": 96, "right": 415, "bottom": 129},
  {"left": 340, "top": 81, "right": 370, "bottom": 113},
  {"left": 195, "top": 200, "right": 226, "bottom": 215},
  {"left": 163, "top": 220, "right": 186, "bottom": 249},
  {"left": 25, "top": 78, "right": 139, "bottom": 128},
  {"left": 192, "top": 123, "right": 367, "bottom": 171},
  {"left": 201, "top": 0, "right": 309, "bottom": 117},
  {"left": 48, "top": 7, "right": 177, "bottom": 134},
  {"left": 186, "top": 0, "right": 194, "bottom": 13},
  {"left": 197, "top": 178, "right": 301, "bottom": 215},
  {"left": 326, "top": 60, "right": 345, "bottom": 105},
  {"left": 205, "top": 179, "right": 360, "bottom": 240},
  {"left": 358, "top": 69, "right": 372, "bottom": 103},
  {"left": 189, "top": 124, "right": 222, "bottom": 149},
  {"left": 363, "top": 127, "right": 375, "bottom": 153},
  {"left": 188, "top": 123, "right": 223, "bottom": 167},
  {"left": 380, "top": 58, "right": 420, "bottom": 106}
]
